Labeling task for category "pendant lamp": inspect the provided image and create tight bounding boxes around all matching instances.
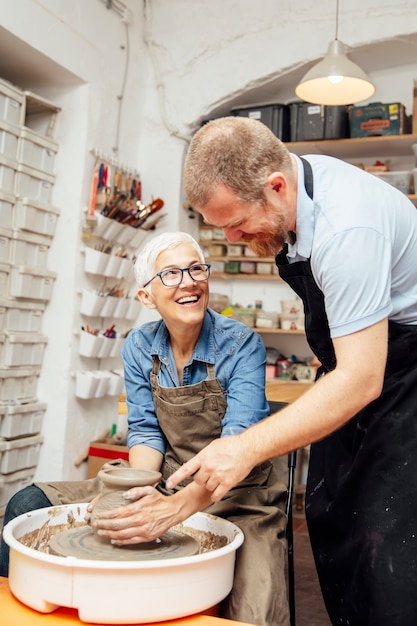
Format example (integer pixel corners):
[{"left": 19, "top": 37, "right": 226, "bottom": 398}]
[{"left": 295, "top": 0, "right": 375, "bottom": 106}]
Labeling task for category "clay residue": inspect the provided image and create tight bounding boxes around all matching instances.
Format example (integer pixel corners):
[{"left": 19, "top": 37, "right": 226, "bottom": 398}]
[
  {"left": 18, "top": 510, "right": 87, "bottom": 554},
  {"left": 172, "top": 524, "right": 228, "bottom": 553},
  {"left": 18, "top": 513, "right": 229, "bottom": 555}
]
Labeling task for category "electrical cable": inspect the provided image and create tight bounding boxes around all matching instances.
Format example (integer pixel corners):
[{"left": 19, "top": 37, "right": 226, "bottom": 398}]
[
  {"left": 113, "top": 21, "right": 130, "bottom": 156},
  {"left": 143, "top": 0, "right": 191, "bottom": 144}
]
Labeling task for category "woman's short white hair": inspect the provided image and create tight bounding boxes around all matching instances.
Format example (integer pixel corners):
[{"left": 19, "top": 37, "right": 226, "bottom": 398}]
[{"left": 134, "top": 231, "right": 206, "bottom": 288}]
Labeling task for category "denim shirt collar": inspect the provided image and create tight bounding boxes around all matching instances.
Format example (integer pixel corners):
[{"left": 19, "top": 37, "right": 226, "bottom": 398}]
[{"left": 150, "top": 310, "right": 217, "bottom": 371}]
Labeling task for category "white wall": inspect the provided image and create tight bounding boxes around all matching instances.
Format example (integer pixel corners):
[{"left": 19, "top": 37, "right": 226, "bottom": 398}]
[{"left": 0, "top": 0, "right": 416, "bottom": 480}]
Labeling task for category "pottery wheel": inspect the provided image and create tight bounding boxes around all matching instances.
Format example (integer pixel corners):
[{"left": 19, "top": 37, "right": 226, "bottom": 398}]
[{"left": 49, "top": 526, "right": 199, "bottom": 561}]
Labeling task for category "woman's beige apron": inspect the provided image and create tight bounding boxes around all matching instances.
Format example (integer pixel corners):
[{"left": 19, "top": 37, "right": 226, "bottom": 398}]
[
  {"left": 37, "top": 357, "right": 289, "bottom": 626},
  {"left": 151, "top": 358, "right": 289, "bottom": 626}
]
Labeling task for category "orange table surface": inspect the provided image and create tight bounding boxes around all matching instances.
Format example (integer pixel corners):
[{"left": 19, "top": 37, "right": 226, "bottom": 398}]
[{"left": 0, "top": 578, "right": 255, "bottom": 626}]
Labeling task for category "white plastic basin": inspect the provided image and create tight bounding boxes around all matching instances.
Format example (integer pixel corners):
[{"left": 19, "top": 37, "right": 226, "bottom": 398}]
[{"left": 3, "top": 503, "right": 244, "bottom": 624}]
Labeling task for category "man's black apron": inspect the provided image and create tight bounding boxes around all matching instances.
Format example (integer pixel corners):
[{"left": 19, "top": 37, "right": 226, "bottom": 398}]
[{"left": 275, "top": 157, "right": 417, "bottom": 625}]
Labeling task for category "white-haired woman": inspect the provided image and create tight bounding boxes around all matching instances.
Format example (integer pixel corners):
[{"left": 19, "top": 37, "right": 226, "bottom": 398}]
[{"left": 1, "top": 232, "right": 289, "bottom": 626}]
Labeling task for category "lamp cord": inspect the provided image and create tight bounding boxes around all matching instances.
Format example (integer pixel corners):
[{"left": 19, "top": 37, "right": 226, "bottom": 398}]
[{"left": 335, "top": 0, "right": 340, "bottom": 40}]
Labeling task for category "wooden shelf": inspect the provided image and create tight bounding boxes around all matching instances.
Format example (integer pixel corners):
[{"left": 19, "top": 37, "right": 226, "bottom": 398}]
[
  {"left": 211, "top": 271, "right": 279, "bottom": 280},
  {"left": 285, "top": 134, "right": 417, "bottom": 159},
  {"left": 207, "top": 255, "right": 275, "bottom": 263},
  {"left": 255, "top": 328, "right": 305, "bottom": 335}
]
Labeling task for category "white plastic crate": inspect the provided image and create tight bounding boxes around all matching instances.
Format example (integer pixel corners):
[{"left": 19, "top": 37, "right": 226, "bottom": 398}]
[
  {"left": 0, "top": 262, "right": 10, "bottom": 298},
  {"left": 2, "top": 332, "right": 48, "bottom": 367},
  {"left": 9, "top": 265, "right": 56, "bottom": 301},
  {"left": 0, "top": 302, "right": 4, "bottom": 331},
  {"left": 0, "top": 467, "right": 35, "bottom": 510},
  {"left": 19, "top": 127, "right": 58, "bottom": 174},
  {"left": 0, "top": 154, "right": 17, "bottom": 194},
  {"left": 0, "top": 79, "right": 23, "bottom": 126},
  {"left": 0, "top": 401, "right": 46, "bottom": 439},
  {"left": 15, "top": 163, "right": 55, "bottom": 204},
  {"left": 0, "top": 190, "right": 15, "bottom": 229},
  {"left": 0, "top": 367, "right": 40, "bottom": 405},
  {"left": 23, "top": 91, "right": 61, "bottom": 139},
  {"left": 0, "top": 119, "right": 19, "bottom": 160},
  {"left": 13, "top": 197, "right": 59, "bottom": 237},
  {"left": 0, "top": 227, "right": 11, "bottom": 263},
  {"left": 0, "top": 433, "right": 43, "bottom": 473},
  {"left": 2, "top": 298, "right": 45, "bottom": 333},
  {"left": 9, "top": 229, "right": 51, "bottom": 268}
]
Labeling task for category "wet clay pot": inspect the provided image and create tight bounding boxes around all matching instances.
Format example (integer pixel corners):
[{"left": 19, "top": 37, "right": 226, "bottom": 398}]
[{"left": 90, "top": 467, "right": 162, "bottom": 526}]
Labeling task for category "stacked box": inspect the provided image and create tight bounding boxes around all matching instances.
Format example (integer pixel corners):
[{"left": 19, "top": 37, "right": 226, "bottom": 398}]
[
  {"left": 0, "top": 433, "right": 43, "bottom": 473},
  {"left": 1, "top": 299, "right": 45, "bottom": 333},
  {"left": 289, "top": 103, "right": 350, "bottom": 141},
  {"left": 12, "top": 197, "right": 59, "bottom": 237},
  {"left": 0, "top": 82, "right": 59, "bottom": 509},
  {"left": 231, "top": 104, "right": 291, "bottom": 141},
  {"left": 0, "top": 368, "right": 40, "bottom": 404},
  {"left": 0, "top": 402, "right": 46, "bottom": 439},
  {"left": 0, "top": 79, "right": 24, "bottom": 126},
  {"left": 350, "top": 102, "right": 411, "bottom": 137},
  {"left": 2, "top": 332, "right": 48, "bottom": 367},
  {"left": 0, "top": 190, "right": 15, "bottom": 229},
  {"left": 0, "top": 467, "right": 36, "bottom": 513}
]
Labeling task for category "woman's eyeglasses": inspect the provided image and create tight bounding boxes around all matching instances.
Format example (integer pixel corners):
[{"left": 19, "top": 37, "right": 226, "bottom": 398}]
[{"left": 143, "top": 263, "right": 211, "bottom": 288}]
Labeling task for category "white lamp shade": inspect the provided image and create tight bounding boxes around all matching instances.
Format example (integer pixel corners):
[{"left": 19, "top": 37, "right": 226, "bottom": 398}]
[{"left": 295, "top": 40, "right": 375, "bottom": 106}]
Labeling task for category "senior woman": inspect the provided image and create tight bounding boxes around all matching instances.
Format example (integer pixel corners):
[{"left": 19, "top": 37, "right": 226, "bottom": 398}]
[{"left": 0, "top": 231, "right": 289, "bottom": 626}]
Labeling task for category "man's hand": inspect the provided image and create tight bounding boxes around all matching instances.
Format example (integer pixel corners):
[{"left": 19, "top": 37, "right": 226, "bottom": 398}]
[{"left": 166, "top": 434, "right": 253, "bottom": 501}]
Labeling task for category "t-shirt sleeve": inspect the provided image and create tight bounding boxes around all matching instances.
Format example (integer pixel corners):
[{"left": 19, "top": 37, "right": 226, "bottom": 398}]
[{"left": 312, "top": 227, "right": 392, "bottom": 338}]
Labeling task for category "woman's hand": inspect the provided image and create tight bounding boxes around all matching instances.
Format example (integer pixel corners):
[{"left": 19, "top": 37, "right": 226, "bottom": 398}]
[{"left": 90, "top": 486, "right": 181, "bottom": 546}]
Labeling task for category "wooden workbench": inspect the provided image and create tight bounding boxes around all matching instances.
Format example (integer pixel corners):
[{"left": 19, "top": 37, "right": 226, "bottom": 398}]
[
  {"left": 266, "top": 379, "right": 313, "bottom": 404},
  {"left": 0, "top": 577, "right": 255, "bottom": 626}
]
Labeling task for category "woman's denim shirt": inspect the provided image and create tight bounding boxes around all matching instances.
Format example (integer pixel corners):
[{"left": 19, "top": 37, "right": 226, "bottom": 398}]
[{"left": 122, "top": 308, "right": 269, "bottom": 454}]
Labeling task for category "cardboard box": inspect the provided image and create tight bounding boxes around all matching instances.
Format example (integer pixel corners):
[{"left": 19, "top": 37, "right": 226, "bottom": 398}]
[
  {"left": 350, "top": 102, "right": 411, "bottom": 137},
  {"left": 87, "top": 441, "right": 129, "bottom": 478}
]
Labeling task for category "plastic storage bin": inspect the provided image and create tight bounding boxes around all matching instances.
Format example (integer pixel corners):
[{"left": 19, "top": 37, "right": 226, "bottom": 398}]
[
  {"left": 232, "top": 103, "right": 291, "bottom": 141},
  {"left": 0, "top": 367, "right": 40, "bottom": 405},
  {"left": 15, "top": 163, "right": 55, "bottom": 204},
  {"left": 0, "top": 78, "right": 23, "bottom": 126},
  {"left": 9, "top": 265, "right": 56, "bottom": 301},
  {"left": 0, "top": 401, "right": 46, "bottom": 439},
  {"left": 289, "top": 103, "right": 350, "bottom": 141},
  {"left": 18, "top": 127, "right": 58, "bottom": 174},
  {"left": 0, "top": 154, "right": 17, "bottom": 194},
  {"left": 255, "top": 311, "right": 279, "bottom": 329},
  {"left": 373, "top": 170, "right": 412, "bottom": 194},
  {"left": 0, "top": 433, "right": 43, "bottom": 473},
  {"left": 13, "top": 197, "right": 59, "bottom": 237},
  {"left": 0, "top": 227, "right": 11, "bottom": 263},
  {"left": 10, "top": 229, "right": 51, "bottom": 268},
  {"left": 0, "top": 119, "right": 19, "bottom": 160},
  {"left": 0, "top": 467, "right": 35, "bottom": 512},
  {"left": 3, "top": 332, "right": 48, "bottom": 367},
  {"left": 0, "top": 262, "right": 10, "bottom": 298},
  {"left": 0, "top": 190, "right": 15, "bottom": 229},
  {"left": 1, "top": 299, "right": 45, "bottom": 333}
]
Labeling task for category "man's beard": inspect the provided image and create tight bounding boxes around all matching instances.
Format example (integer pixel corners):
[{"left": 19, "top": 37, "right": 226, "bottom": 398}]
[{"left": 242, "top": 215, "right": 288, "bottom": 257}]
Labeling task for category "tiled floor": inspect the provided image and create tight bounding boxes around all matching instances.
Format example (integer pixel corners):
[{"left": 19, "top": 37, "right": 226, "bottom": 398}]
[{"left": 289, "top": 510, "right": 332, "bottom": 626}]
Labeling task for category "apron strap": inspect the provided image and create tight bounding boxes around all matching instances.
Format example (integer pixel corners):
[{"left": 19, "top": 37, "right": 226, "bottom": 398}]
[{"left": 275, "top": 156, "right": 313, "bottom": 265}]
